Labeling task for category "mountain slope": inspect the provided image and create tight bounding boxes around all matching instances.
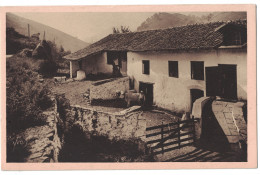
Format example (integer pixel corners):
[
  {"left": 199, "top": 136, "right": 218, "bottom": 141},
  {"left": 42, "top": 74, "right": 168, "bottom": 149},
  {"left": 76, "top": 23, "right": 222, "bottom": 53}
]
[
  {"left": 210, "top": 12, "right": 247, "bottom": 22},
  {"left": 137, "top": 12, "right": 247, "bottom": 31},
  {"left": 137, "top": 13, "right": 198, "bottom": 31},
  {"left": 6, "top": 13, "right": 89, "bottom": 52}
]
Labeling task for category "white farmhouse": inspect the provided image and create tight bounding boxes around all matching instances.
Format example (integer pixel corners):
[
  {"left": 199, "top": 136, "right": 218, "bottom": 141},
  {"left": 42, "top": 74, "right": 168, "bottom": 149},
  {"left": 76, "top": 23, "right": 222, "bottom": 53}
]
[{"left": 64, "top": 20, "right": 247, "bottom": 113}]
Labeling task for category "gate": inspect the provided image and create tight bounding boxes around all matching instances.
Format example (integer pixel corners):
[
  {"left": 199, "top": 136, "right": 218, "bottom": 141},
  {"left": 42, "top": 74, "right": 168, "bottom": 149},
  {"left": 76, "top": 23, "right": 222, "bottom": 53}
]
[{"left": 146, "top": 116, "right": 197, "bottom": 155}]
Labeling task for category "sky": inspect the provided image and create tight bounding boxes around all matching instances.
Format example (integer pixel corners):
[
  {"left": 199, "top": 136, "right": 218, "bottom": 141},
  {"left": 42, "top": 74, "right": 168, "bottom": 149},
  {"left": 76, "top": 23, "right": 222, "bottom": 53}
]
[{"left": 14, "top": 12, "right": 156, "bottom": 43}]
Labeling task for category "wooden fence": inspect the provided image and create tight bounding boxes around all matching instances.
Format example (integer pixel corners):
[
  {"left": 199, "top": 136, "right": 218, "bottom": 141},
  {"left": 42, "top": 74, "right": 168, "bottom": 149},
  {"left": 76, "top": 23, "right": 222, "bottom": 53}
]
[{"left": 146, "top": 116, "right": 196, "bottom": 155}]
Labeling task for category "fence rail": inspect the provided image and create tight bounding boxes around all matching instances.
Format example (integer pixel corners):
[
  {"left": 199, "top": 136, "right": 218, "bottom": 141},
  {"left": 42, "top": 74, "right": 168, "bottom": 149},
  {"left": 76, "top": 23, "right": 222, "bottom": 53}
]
[{"left": 146, "top": 116, "right": 196, "bottom": 155}]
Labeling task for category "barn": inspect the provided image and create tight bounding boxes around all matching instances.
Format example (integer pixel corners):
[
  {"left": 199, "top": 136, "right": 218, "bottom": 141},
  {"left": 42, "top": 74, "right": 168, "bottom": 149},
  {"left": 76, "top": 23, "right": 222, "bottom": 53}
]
[{"left": 64, "top": 20, "right": 247, "bottom": 113}]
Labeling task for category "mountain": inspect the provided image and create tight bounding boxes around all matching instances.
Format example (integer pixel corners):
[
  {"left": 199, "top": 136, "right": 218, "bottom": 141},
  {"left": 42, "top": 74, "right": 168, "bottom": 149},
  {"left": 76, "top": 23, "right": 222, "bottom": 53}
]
[
  {"left": 137, "top": 12, "right": 198, "bottom": 31},
  {"left": 137, "top": 12, "right": 247, "bottom": 31},
  {"left": 6, "top": 13, "right": 89, "bottom": 52},
  {"left": 209, "top": 12, "right": 247, "bottom": 22}
]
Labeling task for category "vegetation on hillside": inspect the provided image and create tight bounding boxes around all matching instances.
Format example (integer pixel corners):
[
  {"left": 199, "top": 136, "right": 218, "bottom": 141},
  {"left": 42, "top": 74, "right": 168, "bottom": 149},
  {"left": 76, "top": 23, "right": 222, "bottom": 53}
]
[
  {"left": 6, "top": 27, "right": 73, "bottom": 162},
  {"left": 6, "top": 27, "right": 40, "bottom": 54},
  {"left": 137, "top": 12, "right": 247, "bottom": 31},
  {"left": 6, "top": 13, "right": 89, "bottom": 52},
  {"left": 112, "top": 26, "right": 131, "bottom": 34},
  {"left": 6, "top": 56, "right": 52, "bottom": 133}
]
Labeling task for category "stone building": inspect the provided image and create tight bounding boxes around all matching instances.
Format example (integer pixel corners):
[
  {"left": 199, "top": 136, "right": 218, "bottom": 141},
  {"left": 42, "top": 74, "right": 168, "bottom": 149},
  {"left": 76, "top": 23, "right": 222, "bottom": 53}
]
[{"left": 64, "top": 20, "right": 247, "bottom": 113}]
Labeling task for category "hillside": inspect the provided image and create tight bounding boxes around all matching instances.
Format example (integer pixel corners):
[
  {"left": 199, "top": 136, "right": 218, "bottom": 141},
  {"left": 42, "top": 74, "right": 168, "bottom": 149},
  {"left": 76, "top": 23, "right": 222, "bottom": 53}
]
[
  {"left": 137, "top": 13, "right": 197, "bottom": 31},
  {"left": 209, "top": 12, "right": 247, "bottom": 22},
  {"left": 137, "top": 12, "right": 247, "bottom": 31},
  {"left": 6, "top": 13, "right": 89, "bottom": 52}
]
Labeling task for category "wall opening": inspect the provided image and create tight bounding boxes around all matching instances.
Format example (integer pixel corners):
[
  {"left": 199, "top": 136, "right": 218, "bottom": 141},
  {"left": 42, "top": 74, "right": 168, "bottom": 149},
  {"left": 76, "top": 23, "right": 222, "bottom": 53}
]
[
  {"left": 139, "top": 82, "right": 153, "bottom": 106},
  {"left": 190, "top": 89, "right": 204, "bottom": 111},
  {"left": 206, "top": 64, "right": 237, "bottom": 100}
]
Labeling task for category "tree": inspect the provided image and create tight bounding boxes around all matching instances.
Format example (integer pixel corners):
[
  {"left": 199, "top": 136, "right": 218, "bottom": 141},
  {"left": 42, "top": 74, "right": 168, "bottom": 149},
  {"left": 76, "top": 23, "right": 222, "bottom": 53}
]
[{"left": 112, "top": 26, "right": 131, "bottom": 34}]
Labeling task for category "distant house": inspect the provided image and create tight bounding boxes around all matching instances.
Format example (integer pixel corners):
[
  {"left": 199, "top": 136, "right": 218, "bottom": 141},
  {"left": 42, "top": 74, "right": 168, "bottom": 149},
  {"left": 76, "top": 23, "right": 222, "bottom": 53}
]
[{"left": 64, "top": 20, "right": 247, "bottom": 112}]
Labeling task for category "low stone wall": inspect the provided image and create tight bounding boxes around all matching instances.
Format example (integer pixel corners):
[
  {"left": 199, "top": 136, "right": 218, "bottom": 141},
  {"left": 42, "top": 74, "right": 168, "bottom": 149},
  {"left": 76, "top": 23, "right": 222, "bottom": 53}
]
[
  {"left": 16, "top": 97, "right": 61, "bottom": 162},
  {"left": 90, "top": 77, "right": 129, "bottom": 101},
  {"left": 70, "top": 105, "right": 146, "bottom": 141},
  {"left": 192, "top": 98, "right": 247, "bottom": 152},
  {"left": 212, "top": 100, "right": 247, "bottom": 146}
]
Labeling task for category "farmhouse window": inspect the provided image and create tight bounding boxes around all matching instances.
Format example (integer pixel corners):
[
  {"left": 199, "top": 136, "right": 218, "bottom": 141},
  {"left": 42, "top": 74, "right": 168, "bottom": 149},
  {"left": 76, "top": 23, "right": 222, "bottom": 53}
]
[
  {"left": 168, "top": 61, "right": 178, "bottom": 78},
  {"left": 142, "top": 60, "right": 150, "bottom": 75},
  {"left": 191, "top": 61, "right": 204, "bottom": 80}
]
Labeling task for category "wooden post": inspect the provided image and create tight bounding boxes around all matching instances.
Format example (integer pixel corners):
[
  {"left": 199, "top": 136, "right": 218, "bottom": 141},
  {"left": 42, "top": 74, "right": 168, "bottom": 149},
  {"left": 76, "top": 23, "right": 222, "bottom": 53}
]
[
  {"left": 28, "top": 24, "right": 30, "bottom": 37},
  {"left": 192, "top": 115, "right": 196, "bottom": 144},
  {"left": 177, "top": 119, "right": 180, "bottom": 148},
  {"left": 161, "top": 121, "right": 164, "bottom": 154}
]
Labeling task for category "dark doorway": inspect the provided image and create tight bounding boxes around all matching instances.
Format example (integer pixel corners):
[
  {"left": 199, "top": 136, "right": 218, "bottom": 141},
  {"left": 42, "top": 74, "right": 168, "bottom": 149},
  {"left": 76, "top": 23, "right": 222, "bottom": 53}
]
[
  {"left": 205, "top": 66, "right": 221, "bottom": 97},
  {"left": 206, "top": 64, "right": 237, "bottom": 100},
  {"left": 107, "top": 51, "right": 127, "bottom": 76},
  {"left": 218, "top": 64, "right": 237, "bottom": 100},
  {"left": 190, "top": 89, "right": 204, "bottom": 111},
  {"left": 139, "top": 82, "right": 153, "bottom": 106}
]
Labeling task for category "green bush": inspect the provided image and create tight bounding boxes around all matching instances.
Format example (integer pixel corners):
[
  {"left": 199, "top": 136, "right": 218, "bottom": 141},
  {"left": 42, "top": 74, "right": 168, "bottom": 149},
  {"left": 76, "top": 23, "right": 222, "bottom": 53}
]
[
  {"left": 38, "top": 60, "right": 58, "bottom": 77},
  {"left": 6, "top": 56, "right": 52, "bottom": 133}
]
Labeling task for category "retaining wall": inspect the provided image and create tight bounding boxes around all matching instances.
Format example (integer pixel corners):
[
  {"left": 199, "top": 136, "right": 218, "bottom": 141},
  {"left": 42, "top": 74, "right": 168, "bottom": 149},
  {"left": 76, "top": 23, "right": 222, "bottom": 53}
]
[
  {"left": 90, "top": 77, "right": 129, "bottom": 101},
  {"left": 70, "top": 105, "right": 146, "bottom": 141},
  {"left": 16, "top": 97, "right": 61, "bottom": 162}
]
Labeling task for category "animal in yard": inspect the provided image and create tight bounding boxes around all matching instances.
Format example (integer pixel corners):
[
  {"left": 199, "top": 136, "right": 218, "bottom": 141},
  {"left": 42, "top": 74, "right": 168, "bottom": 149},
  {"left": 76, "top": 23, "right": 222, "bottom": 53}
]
[{"left": 124, "top": 90, "right": 145, "bottom": 107}]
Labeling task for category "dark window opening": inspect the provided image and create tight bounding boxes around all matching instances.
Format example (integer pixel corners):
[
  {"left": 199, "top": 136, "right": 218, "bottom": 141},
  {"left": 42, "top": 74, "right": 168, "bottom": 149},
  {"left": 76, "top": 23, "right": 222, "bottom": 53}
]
[
  {"left": 168, "top": 61, "right": 178, "bottom": 78},
  {"left": 142, "top": 60, "right": 150, "bottom": 75},
  {"left": 191, "top": 61, "right": 204, "bottom": 80},
  {"left": 221, "top": 25, "right": 247, "bottom": 46},
  {"left": 107, "top": 51, "right": 127, "bottom": 67}
]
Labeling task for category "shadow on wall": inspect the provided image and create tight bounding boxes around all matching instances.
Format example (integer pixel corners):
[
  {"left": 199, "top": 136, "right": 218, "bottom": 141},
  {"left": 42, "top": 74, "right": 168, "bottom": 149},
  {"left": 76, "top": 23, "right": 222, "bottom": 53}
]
[
  {"left": 58, "top": 125, "right": 153, "bottom": 162},
  {"left": 199, "top": 100, "right": 231, "bottom": 152},
  {"left": 91, "top": 98, "right": 127, "bottom": 108}
]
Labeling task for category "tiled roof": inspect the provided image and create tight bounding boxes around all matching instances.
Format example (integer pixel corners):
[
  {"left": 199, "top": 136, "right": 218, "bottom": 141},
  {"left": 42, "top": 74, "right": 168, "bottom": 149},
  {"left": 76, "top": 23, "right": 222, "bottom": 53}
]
[{"left": 64, "top": 20, "right": 246, "bottom": 60}]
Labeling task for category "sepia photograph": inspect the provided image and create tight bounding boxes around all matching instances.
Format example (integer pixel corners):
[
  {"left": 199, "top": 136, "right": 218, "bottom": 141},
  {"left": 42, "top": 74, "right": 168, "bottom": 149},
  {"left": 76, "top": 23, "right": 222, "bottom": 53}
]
[{"left": 0, "top": 4, "right": 257, "bottom": 170}]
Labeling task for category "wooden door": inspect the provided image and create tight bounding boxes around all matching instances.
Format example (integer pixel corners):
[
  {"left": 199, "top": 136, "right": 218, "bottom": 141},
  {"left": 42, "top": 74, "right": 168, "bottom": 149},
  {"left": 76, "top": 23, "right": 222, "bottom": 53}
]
[
  {"left": 139, "top": 82, "right": 153, "bottom": 106},
  {"left": 206, "top": 66, "right": 221, "bottom": 97},
  {"left": 218, "top": 64, "right": 237, "bottom": 100}
]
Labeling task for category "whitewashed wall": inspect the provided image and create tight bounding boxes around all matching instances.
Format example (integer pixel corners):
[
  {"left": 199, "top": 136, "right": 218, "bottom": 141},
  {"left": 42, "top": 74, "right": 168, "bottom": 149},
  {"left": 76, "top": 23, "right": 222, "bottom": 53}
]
[
  {"left": 70, "top": 52, "right": 113, "bottom": 78},
  {"left": 127, "top": 49, "right": 247, "bottom": 112}
]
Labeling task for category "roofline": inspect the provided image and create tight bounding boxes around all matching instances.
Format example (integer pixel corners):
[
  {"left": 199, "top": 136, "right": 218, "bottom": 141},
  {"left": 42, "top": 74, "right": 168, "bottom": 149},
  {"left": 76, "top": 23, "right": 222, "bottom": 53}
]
[
  {"left": 64, "top": 45, "right": 247, "bottom": 61},
  {"left": 64, "top": 19, "right": 247, "bottom": 61}
]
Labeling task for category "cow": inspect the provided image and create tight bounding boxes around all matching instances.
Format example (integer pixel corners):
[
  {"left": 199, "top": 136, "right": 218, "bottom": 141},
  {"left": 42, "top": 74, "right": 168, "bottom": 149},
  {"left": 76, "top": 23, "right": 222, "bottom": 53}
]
[{"left": 123, "top": 90, "right": 145, "bottom": 107}]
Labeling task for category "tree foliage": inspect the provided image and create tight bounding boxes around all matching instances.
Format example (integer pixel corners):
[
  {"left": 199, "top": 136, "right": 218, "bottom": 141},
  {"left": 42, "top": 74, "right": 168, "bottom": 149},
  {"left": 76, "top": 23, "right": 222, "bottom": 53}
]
[
  {"left": 112, "top": 26, "right": 131, "bottom": 34},
  {"left": 6, "top": 57, "right": 52, "bottom": 133}
]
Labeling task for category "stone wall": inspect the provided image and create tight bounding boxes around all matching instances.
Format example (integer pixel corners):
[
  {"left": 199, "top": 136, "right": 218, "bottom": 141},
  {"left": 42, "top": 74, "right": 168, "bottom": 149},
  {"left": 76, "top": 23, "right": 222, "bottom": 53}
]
[
  {"left": 16, "top": 97, "right": 61, "bottom": 162},
  {"left": 212, "top": 100, "right": 247, "bottom": 146},
  {"left": 192, "top": 98, "right": 247, "bottom": 152},
  {"left": 90, "top": 76, "right": 130, "bottom": 101},
  {"left": 70, "top": 105, "right": 146, "bottom": 141}
]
